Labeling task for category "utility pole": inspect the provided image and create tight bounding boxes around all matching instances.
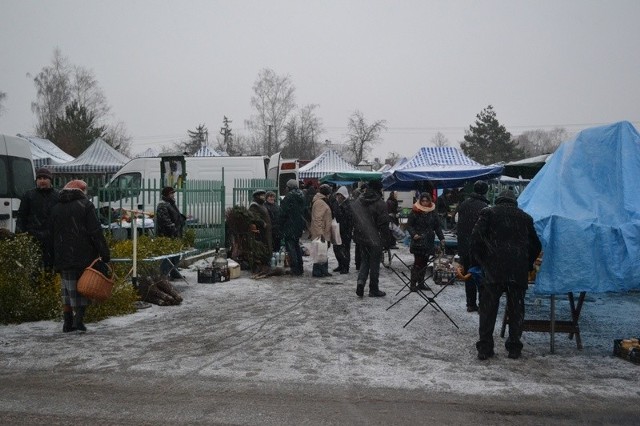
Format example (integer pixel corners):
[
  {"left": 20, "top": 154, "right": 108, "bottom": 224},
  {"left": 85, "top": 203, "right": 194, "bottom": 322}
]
[{"left": 268, "top": 124, "right": 273, "bottom": 156}]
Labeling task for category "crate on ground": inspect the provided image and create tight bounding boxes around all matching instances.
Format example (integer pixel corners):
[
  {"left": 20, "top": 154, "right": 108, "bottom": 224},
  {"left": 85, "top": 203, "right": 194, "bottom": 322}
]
[{"left": 613, "top": 338, "right": 640, "bottom": 364}]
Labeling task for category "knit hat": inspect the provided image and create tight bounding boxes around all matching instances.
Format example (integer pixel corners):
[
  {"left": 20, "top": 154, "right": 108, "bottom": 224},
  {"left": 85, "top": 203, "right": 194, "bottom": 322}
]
[
  {"left": 286, "top": 179, "right": 298, "bottom": 189},
  {"left": 336, "top": 186, "right": 349, "bottom": 199},
  {"left": 252, "top": 189, "right": 266, "bottom": 198},
  {"left": 162, "top": 186, "right": 176, "bottom": 197},
  {"left": 318, "top": 184, "right": 332, "bottom": 196},
  {"left": 473, "top": 180, "right": 489, "bottom": 195},
  {"left": 495, "top": 190, "right": 517, "bottom": 205},
  {"left": 35, "top": 167, "right": 53, "bottom": 181},
  {"left": 63, "top": 180, "right": 87, "bottom": 192}
]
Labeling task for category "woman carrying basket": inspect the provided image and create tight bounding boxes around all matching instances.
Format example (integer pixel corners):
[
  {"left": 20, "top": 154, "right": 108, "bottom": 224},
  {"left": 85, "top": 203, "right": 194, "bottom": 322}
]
[{"left": 51, "top": 180, "right": 110, "bottom": 333}]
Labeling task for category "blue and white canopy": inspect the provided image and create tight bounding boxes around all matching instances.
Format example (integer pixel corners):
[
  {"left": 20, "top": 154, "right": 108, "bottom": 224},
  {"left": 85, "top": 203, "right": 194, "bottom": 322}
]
[
  {"left": 49, "top": 138, "right": 130, "bottom": 174},
  {"left": 19, "top": 135, "right": 75, "bottom": 168},
  {"left": 382, "top": 146, "right": 504, "bottom": 190},
  {"left": 298, "top": 149, "right": 358, "bottom": 179}
]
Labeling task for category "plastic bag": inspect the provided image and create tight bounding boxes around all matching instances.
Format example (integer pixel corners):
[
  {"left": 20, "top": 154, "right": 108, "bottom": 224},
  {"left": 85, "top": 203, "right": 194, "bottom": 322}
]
[
  {"left": 310, "top": 238, "right": 328, "bottom": 263},
  {"left": 389, "top": 222, "right": 405, "bottom": 240},
  {"left": 331, "top": 219, "right": 342, "bottom": 246}
]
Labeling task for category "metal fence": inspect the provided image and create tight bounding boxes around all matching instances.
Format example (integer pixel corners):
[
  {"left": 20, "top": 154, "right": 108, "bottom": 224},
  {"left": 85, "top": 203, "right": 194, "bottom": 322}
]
[{"left": 232, "top": 178, "right": 279, "bottom": 207}]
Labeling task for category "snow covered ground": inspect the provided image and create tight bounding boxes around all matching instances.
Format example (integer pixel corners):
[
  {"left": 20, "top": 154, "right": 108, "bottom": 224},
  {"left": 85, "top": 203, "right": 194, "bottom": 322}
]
[{"left": 1, "top": 244, "right": 639, "bottom": 399}]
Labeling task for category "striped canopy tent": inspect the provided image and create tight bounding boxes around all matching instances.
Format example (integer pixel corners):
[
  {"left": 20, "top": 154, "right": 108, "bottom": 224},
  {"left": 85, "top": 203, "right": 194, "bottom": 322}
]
[
  {"left": 49, "top": 138, "right": 130, "bottom": 174},
  {"left": 193, "top": 145, "right": 227, "bottom": 157},
  {"left": 19, "top": 135, "right": 75, "bottom": 168},
  {"left": 298, "top": 149, "right": 358, "bottom": 180},
  {"left": 382, "top": 146, "right": 504, "bottom": 190}
]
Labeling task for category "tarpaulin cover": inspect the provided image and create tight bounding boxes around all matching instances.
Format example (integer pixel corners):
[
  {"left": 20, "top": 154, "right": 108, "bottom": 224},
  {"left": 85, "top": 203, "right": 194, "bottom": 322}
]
[
  {"left": 319, "top": 170, "right": 382, "bottom": 185},
  {"left": 382, "top": 146, "right": 504, "bottom": 190},
  {"left": 519, "top": 121, "right": 640, "bottom": 295}
]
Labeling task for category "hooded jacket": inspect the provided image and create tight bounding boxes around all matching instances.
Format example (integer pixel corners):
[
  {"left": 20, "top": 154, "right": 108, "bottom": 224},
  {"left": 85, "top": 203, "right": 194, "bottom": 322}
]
[
  {"left": 470, "top": 194, "right": 542, "bottom": 288},
  {"left": 51, "top": 188, "right": 110, "bottom": 272},
  {"left": 406, "top": 200, "right": 444, "bottom": 255}
]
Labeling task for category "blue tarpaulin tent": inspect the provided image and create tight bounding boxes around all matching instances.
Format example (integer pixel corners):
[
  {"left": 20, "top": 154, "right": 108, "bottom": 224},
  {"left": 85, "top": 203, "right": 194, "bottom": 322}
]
[
  {"left": 382, "top": 146, "right": 504, "bottom": 190},
  {"left": 519, "top": 121, "right": 640, "bottom": 295}
]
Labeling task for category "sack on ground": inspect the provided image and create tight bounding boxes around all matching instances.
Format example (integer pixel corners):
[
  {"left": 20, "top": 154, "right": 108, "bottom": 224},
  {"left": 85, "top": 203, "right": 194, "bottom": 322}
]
[{"left": 331, "top": 219, "right": 342, "bottom": 246}]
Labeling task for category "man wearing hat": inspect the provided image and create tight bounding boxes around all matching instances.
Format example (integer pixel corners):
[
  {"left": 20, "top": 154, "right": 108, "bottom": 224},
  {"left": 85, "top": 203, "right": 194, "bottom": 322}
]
[
  {"left": 156, "top": 186, "right": 186, "bottom": 280},
  {"left": 455, "top": 180, "right": 490, "bottom": 312},
  {"left": 279, "top": 179, "right": 306, "bottom": 276},
  {"left": 249, "top": 189, "right": 273, "bottom": 273},
  {"left": 470, "top": 190, "right": 541, "bottom": 360},
  {"left": 16, "top": 167, "right": 60, "bottom": 270}
]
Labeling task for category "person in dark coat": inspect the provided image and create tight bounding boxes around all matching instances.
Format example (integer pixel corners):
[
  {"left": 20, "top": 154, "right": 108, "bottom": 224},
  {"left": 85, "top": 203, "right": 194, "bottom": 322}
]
[
  {"left": 248, "top": 189, "right": 272, "bottom": 272},
  {"left": 156, "top": 186, "right": 186, "bottom": 279},
  {"left": 406, "top": 192, "right": 445, "bottom": 292},
  {"left": 332, "top": 186, "right": 353, "bottom": 274},
  {"left": 279, "top": 179, "right": 306, "bottom": 276},
  {"left": 16, "top": 167, "right": 59, "bottom": 270},
  {"left": 386, "top": 191, "right": 400, "bottom": 226},
  {"left": 265, "top": 191, "right": 281, "bottom": 252},
  {"left": 470, "top": 190, "right": 542, "bottom": 360},
  {"left": 51, "top": 180, "right": 110, "bottom": 333},
  {"left": 455, "top": 180, "right": 490, "bottom": 312},
  {"left": 351, "top": 180, "right": 391, "bottom": 297}
]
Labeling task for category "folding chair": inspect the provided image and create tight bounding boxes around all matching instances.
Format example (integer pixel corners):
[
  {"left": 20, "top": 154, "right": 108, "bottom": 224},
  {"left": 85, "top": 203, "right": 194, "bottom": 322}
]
[{"left": 386, "top": 253, "right": 460, "bottom": 329}]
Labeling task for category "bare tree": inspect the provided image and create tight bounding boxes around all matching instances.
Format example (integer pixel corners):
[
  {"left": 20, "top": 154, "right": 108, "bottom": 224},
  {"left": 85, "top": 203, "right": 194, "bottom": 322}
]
[
  {"left": 346, "top": 110, "right": 387, "bottom": 165},
  {"left": 514, "top": 128, "right": 567, "bottom": 157},
  {"left": 282, "top": 104, "right": 324, "bottom": 159},
  {"left": 385, "top": 151, "right": 401, "bottom": 166},
  {"left": 0, "top": 91, "right": 6, "bottom": 117},
  {"left": 430, "top": 131, "right": 449, "bottom": 147},
  {"left": 246, "top": 68, "right": 296, "bottom": 156},
  {"left": 103, "top": 121, "right": 132, "bottom": 157}
]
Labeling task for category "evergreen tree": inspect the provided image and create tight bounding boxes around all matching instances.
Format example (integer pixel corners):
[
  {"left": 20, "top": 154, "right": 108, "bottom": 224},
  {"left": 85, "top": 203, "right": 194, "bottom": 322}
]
[
  {"left": 51, "top": 101, "right": 105, "bottom": 156},
  {"left": 175, "top": 124, "right": 208, "bottom": 155},
  {"left": 461, "top": 105, "right": 524, "bottom": 164}
]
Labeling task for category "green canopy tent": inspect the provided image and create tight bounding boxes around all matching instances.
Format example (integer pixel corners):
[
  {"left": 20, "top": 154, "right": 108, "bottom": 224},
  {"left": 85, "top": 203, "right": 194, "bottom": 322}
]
[{"left": 319, "top": 170, "right": 382, "bottom": 185}]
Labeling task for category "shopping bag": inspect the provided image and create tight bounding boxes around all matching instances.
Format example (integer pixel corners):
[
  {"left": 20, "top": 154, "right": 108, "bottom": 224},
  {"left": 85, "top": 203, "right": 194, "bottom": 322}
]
[
  {"left": 331, "top": 219, "right": 342, "bottom": 246},
  {"left": 389, "top": 222, "right": 405, "bottom": 240},
  {"left": 310, "top": 238, "right": 328, "bottom": 263}
]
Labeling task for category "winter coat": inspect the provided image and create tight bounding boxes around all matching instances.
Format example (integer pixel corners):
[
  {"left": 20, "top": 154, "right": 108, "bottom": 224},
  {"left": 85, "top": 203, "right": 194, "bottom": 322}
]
[
  {"left": 51, "top": 188, "right": 110, "bottom": 272},
  {"left": 406, "top": 203, "right": 444, "bottom": 255},
  {"left": 386, "top": 197, "right": 399, "bottom": 225},
  {"left": 155, "top": 196, "right": 186, "bottom": 238},
  {"left": 351, "top": 189, "right": 392, "bottom": 249},
  {"left": 249, "top": 200, "right": 273, "bottom": 251},
  {"left": 279, "top": 188, "right": 306, "bottom": 239},
  {"left": 334, "top": 198, "right": 354, "bottom": 244},
  {"left": 470, "top": 196, "right": 542, "bottom": 288},
  {"left": 309, "top": 193, "right": 332, "bottom": 242},
  {"left": 455, "top": 193, "right": 489, "bottom": 267},
  {"left": 16, "top": 187, "right": 59, "bottom": 242},
  {"left": 265, "top": 200, "right": 281, "bottom": 244}
]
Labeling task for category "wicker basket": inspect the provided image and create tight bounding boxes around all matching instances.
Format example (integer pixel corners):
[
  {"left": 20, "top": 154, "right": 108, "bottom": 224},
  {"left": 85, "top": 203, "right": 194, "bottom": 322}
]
[{"left": 77, "top": 258, "right": 115, "bottom": 302}]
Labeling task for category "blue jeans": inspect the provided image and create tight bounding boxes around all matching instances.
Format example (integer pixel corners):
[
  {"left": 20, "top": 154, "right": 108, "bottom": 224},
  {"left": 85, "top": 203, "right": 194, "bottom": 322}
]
[
  {"left": 284, "top": 236, "right": 303, "bottom": 275},
  {"left": 357, "top": 244, "right": 382, "bottom": 290}
]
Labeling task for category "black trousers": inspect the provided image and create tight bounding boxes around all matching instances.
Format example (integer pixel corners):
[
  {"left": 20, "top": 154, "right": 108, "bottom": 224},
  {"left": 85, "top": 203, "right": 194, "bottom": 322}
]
[
  {"left": 476, "top": 282, "right": 526, "bottom": 355},
  {"left": 333, "top": 238, "right": 351, "bottom": 273}
]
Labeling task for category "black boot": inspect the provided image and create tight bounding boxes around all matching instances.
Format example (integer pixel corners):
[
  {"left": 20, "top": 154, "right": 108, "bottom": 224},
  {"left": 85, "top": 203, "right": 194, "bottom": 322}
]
[
  {"left": 368, "top": 284, "right": 386, "bottom": 297},
  {"left": 73, "top": 306, "right": 87, "bottom": 333},
  {"left": 355, "top": 283, "right": 365, "bottom": 297},
  {"left": 63, "top": 311, "right": 75, "bottom": 333}
]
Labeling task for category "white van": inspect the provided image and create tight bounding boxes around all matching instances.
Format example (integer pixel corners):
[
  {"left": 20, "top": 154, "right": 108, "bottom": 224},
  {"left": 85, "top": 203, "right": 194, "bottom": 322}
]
[
  {"left": 267, "top": 152, "right": 311, "bottom": 196},
  {"left": 102, "top": 155, "right": 268, "bottom": 211},
  {"left": 0, "top": 134, "right": 35, "bottom": 232}
]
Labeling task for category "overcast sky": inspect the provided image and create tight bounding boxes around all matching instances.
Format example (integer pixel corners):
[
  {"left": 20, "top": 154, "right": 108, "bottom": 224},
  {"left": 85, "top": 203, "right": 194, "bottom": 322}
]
[{"left": 1, "top": 0, "right": 639, "bottom": 160}]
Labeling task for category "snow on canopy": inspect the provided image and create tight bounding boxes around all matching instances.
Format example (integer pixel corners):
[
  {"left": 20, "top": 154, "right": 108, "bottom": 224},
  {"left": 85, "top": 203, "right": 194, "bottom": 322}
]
[
  {"left": 134, "top": 147, "right": 160, "bottom": 158},
  {"left": 18, "top": 135, "right": 75, "bottom": 168},
  {"left": 193, "top": 145, "right": 227, "bottom": 157},
  {"left": 503, "top": 153, "right": 553, "bottom": 179},
  {"left": 519, "top": 121, "right": 640, "bottom": 295},
  {"left": 298, "top": 149, "right": 358, "bottom": 179},
  {"left": 49, "top": 138, "right": 130, "bottom": 174},
  {"left": 382, "top": 146, "right": 504, "bottom": 190}
]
